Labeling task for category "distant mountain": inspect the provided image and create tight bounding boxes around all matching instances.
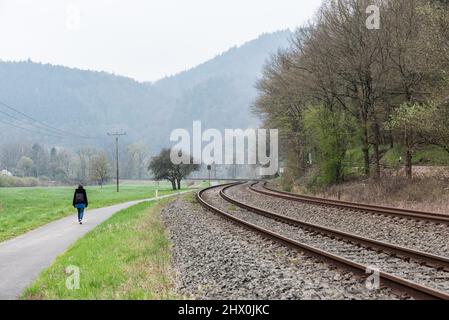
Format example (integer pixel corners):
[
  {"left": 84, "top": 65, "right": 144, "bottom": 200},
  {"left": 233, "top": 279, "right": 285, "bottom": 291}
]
[
  {"left": 0, "top": 30, "right": 292, "bottom": 152},
  {"left": 153, "top": 30, "right": 291, "bottom": 97}
]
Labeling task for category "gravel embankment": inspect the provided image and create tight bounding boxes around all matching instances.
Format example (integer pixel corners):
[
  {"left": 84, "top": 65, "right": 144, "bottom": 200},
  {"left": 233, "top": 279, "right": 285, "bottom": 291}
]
[
  {"left": 160, "top": 195, "right": 407, "bottom": 300},
  {"left": 225, "top": 183, "right": 449, "bottom": 257}
]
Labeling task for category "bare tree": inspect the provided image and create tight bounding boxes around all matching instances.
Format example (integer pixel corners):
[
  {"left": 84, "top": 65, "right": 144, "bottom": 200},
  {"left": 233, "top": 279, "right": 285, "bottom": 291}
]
[
  {"left": 388, "top": 103, "right": 428, "bottom": 178},
  {"left": 127, "top": 142, "right": 148, "bottom": 180},
  {"left": 16, "top": 156, "right": 34, "bottom": 177},
  {"left": 1, "top": 143, "right": 30, "bottom": 174},
  {"left": 89, "top": 153, "right": 111, "bottom": 187},
  {"left": 77, "top": 147, "right": 95, "bottom": 183},
  {"left": 253, "top": 0, "right": 449, "bottom": 187},
  {"left": 254, "top": 49, "right": 309, "bottom": 179}
]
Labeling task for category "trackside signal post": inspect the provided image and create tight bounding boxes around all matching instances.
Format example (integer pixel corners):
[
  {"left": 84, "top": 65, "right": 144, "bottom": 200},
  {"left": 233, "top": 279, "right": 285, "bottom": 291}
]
[
  {"left": 207, "top": 165, "right": 212, "bottom": 186},
  {"left": 107, "top": 132, "right": 126, "bottom": 192}
]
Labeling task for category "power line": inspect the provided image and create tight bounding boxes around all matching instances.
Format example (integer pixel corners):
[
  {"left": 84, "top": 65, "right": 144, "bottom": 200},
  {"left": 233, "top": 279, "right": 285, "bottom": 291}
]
[
  {"left": 0, "top": 100, "right": 70, "bottom": 138},
  {"left": 0, "top": 99, "right": 101, "bottom": 140},
  {"left": 0, "top": 108, "right": 56, "bottom": 131},
  {"left": 0, "top": 108, "right": 75, "bottom": 139},
  {"left": 0, "top": 118, "right": 66, "bottom": 139}
]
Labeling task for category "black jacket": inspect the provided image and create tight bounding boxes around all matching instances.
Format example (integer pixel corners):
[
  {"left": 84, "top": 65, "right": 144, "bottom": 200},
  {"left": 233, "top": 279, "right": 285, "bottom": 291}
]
[{"left": 73, "top": 187, "right": 88, "bottom": 207}]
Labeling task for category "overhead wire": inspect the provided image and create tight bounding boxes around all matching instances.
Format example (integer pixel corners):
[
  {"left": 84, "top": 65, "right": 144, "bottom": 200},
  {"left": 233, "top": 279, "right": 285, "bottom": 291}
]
[
  {"left": 0, "top": 99, "right": 102, "bottom": 140},
  {"left": 0, "top": 118, "right": 66, "bottom": 139}
]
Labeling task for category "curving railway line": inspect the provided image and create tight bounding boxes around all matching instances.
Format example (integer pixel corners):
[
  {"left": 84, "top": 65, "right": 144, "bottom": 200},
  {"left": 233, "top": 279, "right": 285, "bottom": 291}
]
[
  {"left": 197, "top": 182, "right": 449, "bottom": 300},
  {"left": 251, "top": 182, "right": 449, "bottom": 225}
]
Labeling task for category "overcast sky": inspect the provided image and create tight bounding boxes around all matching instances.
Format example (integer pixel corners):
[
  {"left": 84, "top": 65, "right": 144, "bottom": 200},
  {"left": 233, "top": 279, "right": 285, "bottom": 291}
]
[{"left": 0, "top": 0, "right": 322, "bottom": 82}]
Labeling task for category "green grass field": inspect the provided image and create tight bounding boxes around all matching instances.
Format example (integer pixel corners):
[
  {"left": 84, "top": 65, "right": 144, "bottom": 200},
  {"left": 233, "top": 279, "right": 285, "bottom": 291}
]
[
  {"left": 0, "top": 182, "right": 182, "bottom": 242},
  {"left": 22, "top": 199, "right": 179, "bottom": 300}
]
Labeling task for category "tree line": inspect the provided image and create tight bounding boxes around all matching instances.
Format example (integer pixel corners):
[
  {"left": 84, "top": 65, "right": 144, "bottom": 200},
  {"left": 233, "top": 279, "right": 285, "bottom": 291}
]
[
  {"left": 0, "top": 141, "right": 201, "bottom": 190},
  {"left": 0, "top": 141, "right": 150, "bottom": 186},
  {"left": 253, "top": 0, "right": 449, "bottom": 188}
]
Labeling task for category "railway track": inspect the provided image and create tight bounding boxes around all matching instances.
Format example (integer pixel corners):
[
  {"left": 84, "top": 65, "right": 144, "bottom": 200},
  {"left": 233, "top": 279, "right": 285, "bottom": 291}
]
[
  {"left": 240, "top": 182, "right": 449, "bottom": 258},
  {"left": 250, "top": 182, "right": 449, "bottom": 225},
  {"left": 197, "top": 182, "right": 449, "bottom": 300}
]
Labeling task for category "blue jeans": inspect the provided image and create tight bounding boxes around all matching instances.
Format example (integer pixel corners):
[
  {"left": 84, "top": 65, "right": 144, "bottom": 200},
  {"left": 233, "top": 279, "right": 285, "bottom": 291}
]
[{"left": 75, "top": 204, "right": 86, "bottom": 221}]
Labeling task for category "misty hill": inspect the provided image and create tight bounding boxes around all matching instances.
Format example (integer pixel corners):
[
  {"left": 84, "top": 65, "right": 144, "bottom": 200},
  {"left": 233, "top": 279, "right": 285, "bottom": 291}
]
[
  {"left": 154, "top": 30, "right": 291, "bottom": 97},
  {"left": 0, "top": 30, "right": 292, "bottom": 152}
]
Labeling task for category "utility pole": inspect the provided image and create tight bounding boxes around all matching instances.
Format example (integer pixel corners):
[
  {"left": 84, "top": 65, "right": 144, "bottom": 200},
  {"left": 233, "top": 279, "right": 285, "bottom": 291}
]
[{"left": 107, "top": 132, "right": 126, "bottom": 192}]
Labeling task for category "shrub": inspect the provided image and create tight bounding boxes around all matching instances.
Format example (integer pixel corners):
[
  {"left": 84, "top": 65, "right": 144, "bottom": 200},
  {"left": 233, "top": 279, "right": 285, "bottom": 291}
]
[
  {"left": 0, "top": 175, "right": 40, "bottom": 187},
  {"left": 303, "top": 106, "right": 359, "bottom": 187}
]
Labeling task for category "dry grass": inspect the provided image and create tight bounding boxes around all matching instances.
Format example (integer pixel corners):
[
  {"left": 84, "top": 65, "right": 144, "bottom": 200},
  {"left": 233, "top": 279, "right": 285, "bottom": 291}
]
[
  {"left": 226, "top": 204, "right": 239, "bottom": 212},
  {"left": 183, "top": 192, "right": 201, "bottom": 207},
  {"left": 313, "top": 177, "right": 449, "bottom": 214}
]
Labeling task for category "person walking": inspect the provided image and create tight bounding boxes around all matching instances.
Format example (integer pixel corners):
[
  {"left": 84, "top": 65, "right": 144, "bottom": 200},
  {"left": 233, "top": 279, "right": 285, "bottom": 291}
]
[{"left": 73, "top": 185, "right": 88, "bottom": 224}]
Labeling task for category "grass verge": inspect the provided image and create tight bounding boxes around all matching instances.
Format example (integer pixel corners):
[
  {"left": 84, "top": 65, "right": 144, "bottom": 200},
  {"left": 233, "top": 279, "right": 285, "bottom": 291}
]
[{"left": 22, "top": 198, "right": 180, "bottom": 300}]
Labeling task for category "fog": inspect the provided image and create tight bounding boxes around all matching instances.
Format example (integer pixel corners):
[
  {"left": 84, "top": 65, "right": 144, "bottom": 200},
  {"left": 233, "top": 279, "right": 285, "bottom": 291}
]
[{"left": 0, "top": 0, "right": 321, "bottom": 81}]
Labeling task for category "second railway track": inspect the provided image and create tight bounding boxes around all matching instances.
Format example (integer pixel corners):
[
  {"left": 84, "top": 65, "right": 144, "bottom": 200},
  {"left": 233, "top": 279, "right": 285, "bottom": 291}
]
[
  {"left": 250, "top": 182, "right": 449, "bottom": 225},
  {"left": 197, "top": 182, "right": 449, "bottom": 300}
]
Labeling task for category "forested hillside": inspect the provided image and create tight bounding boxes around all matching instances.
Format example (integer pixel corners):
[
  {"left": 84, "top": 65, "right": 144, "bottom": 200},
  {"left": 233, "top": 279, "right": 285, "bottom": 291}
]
[
  {"left": 0, "top": 30, "right": 291, "bottom": 151},
  {"left": 0, "top": 30, "right": 291, "bottom": 183}
]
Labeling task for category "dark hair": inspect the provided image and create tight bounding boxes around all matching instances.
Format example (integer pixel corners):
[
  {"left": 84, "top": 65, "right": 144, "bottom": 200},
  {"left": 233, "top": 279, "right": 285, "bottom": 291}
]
[{"left": 78, "top": 184, "right": 84, "bottom": 189}]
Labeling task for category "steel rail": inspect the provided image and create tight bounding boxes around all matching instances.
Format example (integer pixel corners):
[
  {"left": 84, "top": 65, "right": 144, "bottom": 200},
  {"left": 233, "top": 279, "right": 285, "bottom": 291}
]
[
  {"left": 197, "top": 183, "right": 449, "bottom": 300},
  {"left": 249, "top": 182, "right": 449, "bottom": 225},
  {"left": 221, "top": 184, "right": 449, "bottom": 271}
]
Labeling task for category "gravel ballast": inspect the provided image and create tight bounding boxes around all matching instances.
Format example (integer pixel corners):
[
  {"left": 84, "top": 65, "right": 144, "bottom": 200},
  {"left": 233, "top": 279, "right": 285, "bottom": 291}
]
[
  {"left": 160, "top": 195, "right": 407, "bottom": 300},
  {"left": 225, "top": 183, "right": 449, "bottom": 257},
  {"left": 213, "top": 187, "right": 449, "bottom": 293}
]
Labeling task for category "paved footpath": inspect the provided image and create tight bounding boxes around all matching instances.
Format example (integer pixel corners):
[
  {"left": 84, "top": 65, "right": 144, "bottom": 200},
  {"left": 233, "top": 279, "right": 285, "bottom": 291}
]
[{"left": 0, "top": 192, "right": 191, "bottom": 300}]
